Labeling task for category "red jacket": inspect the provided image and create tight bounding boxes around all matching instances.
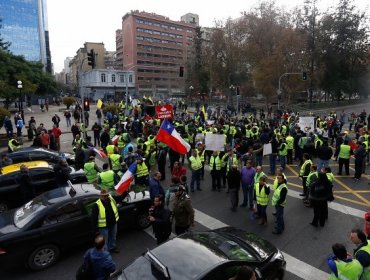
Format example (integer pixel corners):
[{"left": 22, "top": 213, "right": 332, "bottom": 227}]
[
  {"left": 172, "top": 165, "right": 186, "bottom": 179},
  {"left": 52, "top": 127, "right": 62, "bottom": 138}
]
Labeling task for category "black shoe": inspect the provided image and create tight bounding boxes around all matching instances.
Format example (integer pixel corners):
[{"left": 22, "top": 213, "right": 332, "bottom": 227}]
[
  {"left": 272, "top": 212, "right": 277, "bottom": 216},
  {"left": 299, "top": 193, "right": 305, "bottom": 196},
  {"left": 309, "top": 222, "right": 318, "bottom": 228}
]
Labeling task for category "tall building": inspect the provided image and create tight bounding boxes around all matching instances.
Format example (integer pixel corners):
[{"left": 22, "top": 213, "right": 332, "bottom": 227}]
[
  {"left": 0, "top": 0, "right": 52, "bottom": 73},
  {"left": 117, "top": 10, "right": 197, "bottom": 98}
]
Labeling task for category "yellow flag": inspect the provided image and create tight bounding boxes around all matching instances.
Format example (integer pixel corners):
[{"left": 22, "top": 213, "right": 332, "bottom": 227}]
[
  {"left": 202, "top": 105, "right": 207, "bottom": 120},
  {"left": 97, "top": 99, "right": 103, "bottom": 109}
]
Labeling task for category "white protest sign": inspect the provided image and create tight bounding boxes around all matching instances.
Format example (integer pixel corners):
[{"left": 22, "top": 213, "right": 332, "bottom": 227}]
[
  {"left": 205, "top": 134, "right": 225, "bottom": 151},
  {"left": 298, "top": 117, "right": 315, "bottom": 130},
  {"left": 263, "top": 143, "right": 272, "bottom": 156}
]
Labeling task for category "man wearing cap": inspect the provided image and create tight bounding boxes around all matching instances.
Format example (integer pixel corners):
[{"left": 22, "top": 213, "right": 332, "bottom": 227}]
[
  {"left": 91, "top": 189, "right": 120, "bottom": 253},
  {"left": 173, "top": 186, "right": 194, "bottom": 235}
]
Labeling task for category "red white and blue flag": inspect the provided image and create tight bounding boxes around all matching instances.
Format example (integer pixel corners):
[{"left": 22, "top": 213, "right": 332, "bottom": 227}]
[
  {"left": 156, "top": 119, "right": 190, "bottom": 155},
  {"left": 91, "top": 147, "right": 107, "bottom": 158},
  {"left": 114, "top": 161, "right": 136, "bottom": 194}
]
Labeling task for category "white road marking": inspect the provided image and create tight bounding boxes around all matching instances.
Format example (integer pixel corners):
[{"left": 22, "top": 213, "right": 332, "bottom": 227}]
[
  {"left": 288, "top": 189, "right": 365, "bottom": 218},
  {"left": 194, "top": 209, "right": 330, "bottom": 280}
]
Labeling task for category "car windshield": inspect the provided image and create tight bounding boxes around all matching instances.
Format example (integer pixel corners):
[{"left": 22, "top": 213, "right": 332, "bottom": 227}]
[
  {"left": 14, "top": 196, "right": 47, "bottom": 228},
  {"left": 191, "top": 232, "right": 256, "bottom": 261}
]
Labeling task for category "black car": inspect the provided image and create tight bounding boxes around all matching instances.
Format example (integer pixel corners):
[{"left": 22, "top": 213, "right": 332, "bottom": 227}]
[
  {"left": 7, "top": 147, "right": 75, "bottom": 165},
  {"left": 119, "top": 227, "right": 286, "bottom": 280},
  {"left": 0, "top": 184, "right": 152, "bottom": 270},
  {"left": 0, "top": 161, "right": 87, "bottom": 213}
]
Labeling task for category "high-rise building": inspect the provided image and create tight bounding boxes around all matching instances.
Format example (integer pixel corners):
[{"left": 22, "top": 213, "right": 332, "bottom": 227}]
[
  {"left": 0, "top": 0, "right": 52, "bottom": 73},
  {"left": 117, "top": 11, "right": 197, "bottom": 98}
]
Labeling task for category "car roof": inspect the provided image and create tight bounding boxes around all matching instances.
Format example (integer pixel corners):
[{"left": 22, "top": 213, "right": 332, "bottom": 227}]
[
  {"left": 41, "top": 184, "right": 100, "bottom": 205},
  {"left": 1, "top": 161, "right": 50, "bottom": 175},
  {"left": 123, "top": 232, "right": 228, "bottom": 280}
]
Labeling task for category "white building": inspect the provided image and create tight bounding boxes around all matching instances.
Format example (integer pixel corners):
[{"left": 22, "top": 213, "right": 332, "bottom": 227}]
[{"left": 80, "top": 69, "right": 135, "bottom": 101}]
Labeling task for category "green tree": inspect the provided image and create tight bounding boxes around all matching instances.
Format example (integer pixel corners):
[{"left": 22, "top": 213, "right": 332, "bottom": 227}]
[{"left": 0, "top": 18, "right": 11, "bottom": 51}]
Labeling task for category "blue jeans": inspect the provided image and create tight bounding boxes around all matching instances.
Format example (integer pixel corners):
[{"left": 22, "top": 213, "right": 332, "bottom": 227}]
[
  {"left": 317, "top": 159, "right": 329, "bottom": 172},
  {"left": 99, "top": 223, "right": 117, "bottom": 251},
  {"left": 274, "top": 205, "right": 285, "bottom": 233},
  {"left": 190, "top": 169, "right": 201, "bottom": 191},
  {"left": 269, "top": 154, "right": 276, "bottom": 174},
  {"left": 241, "top": 183, "right": 254, "bottom": 208}
]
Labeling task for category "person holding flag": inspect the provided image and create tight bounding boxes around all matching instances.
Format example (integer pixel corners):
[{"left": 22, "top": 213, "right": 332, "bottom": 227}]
[{"left": 156, "top": 118, "right": 190, "bottom": 155}]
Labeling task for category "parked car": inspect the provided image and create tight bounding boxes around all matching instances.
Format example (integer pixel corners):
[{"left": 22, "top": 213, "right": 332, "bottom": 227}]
[
  {"left": 0, "top": 161, "right": 86, "bottom": 212},
  {"left": 119, "top": 227, "right": 286, "bottom": 280},
  {"left": 0, "top": 184, "right": 151, "bottom": 270},
  {"left": 7, "top": 147, "right": 75, "bottom": 165}
]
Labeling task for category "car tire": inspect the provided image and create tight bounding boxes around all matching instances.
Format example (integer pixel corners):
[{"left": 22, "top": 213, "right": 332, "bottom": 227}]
[
  {"left": 0, "top": 201, "right": 9, "bottom": 214},
  {"left": 136, "top": 212, "right": 150, "bottom": 229},
  {"left": 27, "top": 244, "right": 60, "bottom": 271}
]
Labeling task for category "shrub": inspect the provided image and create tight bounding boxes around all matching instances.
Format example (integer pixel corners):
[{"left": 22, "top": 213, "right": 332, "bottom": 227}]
[{"left": 102, "top": 104, "right": 119, "bottom": 115}]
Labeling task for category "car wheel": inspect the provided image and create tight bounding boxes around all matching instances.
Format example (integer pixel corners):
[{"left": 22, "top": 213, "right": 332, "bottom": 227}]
[
  {"left": 27, "top": 244, "right": 60, "bottom": 270},
  {"left": 0, "top": 201, "right": 9, "bottom": 213},
  {"left": 137, "top": 212, "right": 150, "bottom": 229}
]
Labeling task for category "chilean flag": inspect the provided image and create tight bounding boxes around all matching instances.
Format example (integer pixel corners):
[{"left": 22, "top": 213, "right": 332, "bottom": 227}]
[
  {"left": 156, "top": 119, "right": 190, "bottom": 155},
  {"left": 114, "top": 161, "right": 136, "bottom": 194},
  {"left": 111, "top": 135, "right": 119, "bottom": 145},
  {"left": 91, "top": 147, "right": 107, "bottom": 158}
]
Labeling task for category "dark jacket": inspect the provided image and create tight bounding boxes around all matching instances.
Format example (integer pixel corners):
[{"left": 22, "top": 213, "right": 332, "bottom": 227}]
[
  {"left": 84, "top": 248, "right": 116, "bottom": 280},
  {"left": 53, "top": 164, "right": 71, "bottom": 186},
  {"left": 151, "top": 204, "right": 171, "bottom": 242},
  {"left": 227, "top": 168, "right": 241, "bottom": 190},
  {"left": 317, "top": 144, "right": 333, "bottom": 160},
  {"left": 173, "top": 194, "right": 194, "bottom": 227},
  {"left": 149, "top": 177, "right": 164, "bottom": 200},
  {"left": 309, "top": 173, "right": 331, "bottom": 201},
  {"left": 18, "top": 171, "right": 34, "bottom": 203}
]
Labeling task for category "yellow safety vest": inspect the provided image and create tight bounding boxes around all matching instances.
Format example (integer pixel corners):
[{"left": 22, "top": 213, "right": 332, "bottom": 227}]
[
  {"left": 272, "top": 183, "right": 288, "bottom": 207},
  {"left": 255, "top": 184, "right": 269, "bottom": 206},
  {"left": 136, "top": 162, "right": 149, "bottom": 177},
  {"left": 300, "top": 159, "right": 312, "bottom": 177},
  {"left": 99, "top": 170, "right": 115, "bottom": 190},
  {"left": 209, "top": 155, "right": 222, "bottom": 171},
  {"left": 84, "top": 162, "right": 98, "bottom": 183},
  {"left": 338, "top": 144, "right": 351, "bottom": 159},
  {"left": 109, "top": 154, "right": 121, "bottom": 171},
  {"left": 96, "top": 196, "right": 119, "bottom": 228},
  {"left": 106, "top": 145, "right": 115, "bottom": 155},
  {"left": 189, "top": 156, "right": 202, "bottom": 170}
]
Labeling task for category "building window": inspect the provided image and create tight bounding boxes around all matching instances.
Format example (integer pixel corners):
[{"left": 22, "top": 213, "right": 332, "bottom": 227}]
[
  {"left": 111, "top": 74, "right": 116, "bottom": 82},
  {"left": 120, "top": 75, "right": 124, "bottom": 83},
  {"left": 101, "top": 73, "right": 106, "bottom": 83},
  {"left": 129, "top": 75, "right": 133, "bottom": 83}
]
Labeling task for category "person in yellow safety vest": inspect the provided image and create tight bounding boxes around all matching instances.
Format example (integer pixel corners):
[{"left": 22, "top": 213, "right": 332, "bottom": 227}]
[
  {"left": 338, "top": 140, "right": 352, "bottom": 176},
  {"left": 281, "top": 124, "right": 287, "bottom": 137},
  {"left": 245, "top": 125, "right": 252, "bottom": 139},
  {"left": 327, "top": 243, "right": 363, "bottom": 280},
  {"left": 7, "top": 138, "right": 22, "bottom": 153},
  {"left": 273, "top": 167, "right": 287, "bottom": 191},
  {"left": 91, "top": 189, "right": 120, "bottom": 253},
  {"left": 106, "top": 141, "right": 118, "bottom": 156},
  {"left": 109, "top": 153, "right": 122, "bottom": 173},
  {"left": 285, "top": 133, "right": 294, "bottom": 165},
  {"left": 271, "top": 174, "right": 288, "bottom": 234},
  {"left": 209, "top": 151, "right": 222, "bottom": 191},
  {"left": 98, "top": 163, "right": 119, "bottom": 192},
  {"left": 145, "top": 145, "right": 157, "bottom": 172},
  {"left": 109, "top": 127, "right": 116, "bottom": 139},
  {"left": 117, "top": 133, "right": 126, "bottom": 154},
  {"left": 303, "top": 164, "right": 319, "bottom": 206},
  {"left": 299, "top": 153, "right": 312, "bottom": 197},
  {"left": 350, "top": 229, "right": 370, "bottom": 280},
  {"left": 188, "top": 149, "right": 202, "bottom": 192},
  {"left": 197, "top": 144, "right": 206, "bottom": 180},
  {"left": 84, "top": 156, "right": 100, "bottom": 183},
  {"left": 226, "top": 149, "right": 239, "bottom": 173},
  {"left": 72, "top": 134, "right": 87, "bottom": 152},
  {"left": 254, "top": 165, "right": 267, "bottom": 188},
  {"left": 254, "top": 176, "right": 270, "bottom": 225},
  {"left": 220, "top": 151, "right": 228, "bottom": 189},
  {"left": 135, "top": 157, "right": 149, "bottom": 186},
  {"left": 278, "top": 138, "right": 288, "bottom": 170},
  {"left": 314, "top": 134, "right": 323, "bottom": 149}
]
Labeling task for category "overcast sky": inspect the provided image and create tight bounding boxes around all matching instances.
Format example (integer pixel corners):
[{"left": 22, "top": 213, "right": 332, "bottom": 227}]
[{"left": 47, "top": 0, "right": 369, "bottom": 73}]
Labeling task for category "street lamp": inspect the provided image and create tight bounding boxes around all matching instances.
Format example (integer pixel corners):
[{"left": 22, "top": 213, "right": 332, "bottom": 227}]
[
  {"left": 229, "top": 84, "right": 235, "bottom": 108},
  {"left": 189, "top": 85, "right": 194, "bottom": 106},
  {"left": 17, "top": 80, "right": 23, "bottom": 111}
]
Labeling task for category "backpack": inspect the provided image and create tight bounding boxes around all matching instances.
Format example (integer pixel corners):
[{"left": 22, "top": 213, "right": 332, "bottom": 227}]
[{"left": 76, "top": 250, "right": 94, "bottom": 280}]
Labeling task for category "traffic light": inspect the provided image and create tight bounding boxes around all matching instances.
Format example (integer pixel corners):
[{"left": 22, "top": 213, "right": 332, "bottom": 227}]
[
  {"left": 179, "top": 66, "right": 184, "bottom": 77},
  {"left": 83, "top": 97, "right": 90, "bottom": 111},
  {"left": 87, "top": 49, "right": 95, "bottom": 69},
  {"left": 302, "top": 71, "right": 307, "bottom": 81}
]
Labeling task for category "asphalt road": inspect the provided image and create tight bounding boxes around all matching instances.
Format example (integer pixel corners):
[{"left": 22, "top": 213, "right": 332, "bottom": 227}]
[{"left": 1, "top": 102, "right": 369, "bottom": 280}]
